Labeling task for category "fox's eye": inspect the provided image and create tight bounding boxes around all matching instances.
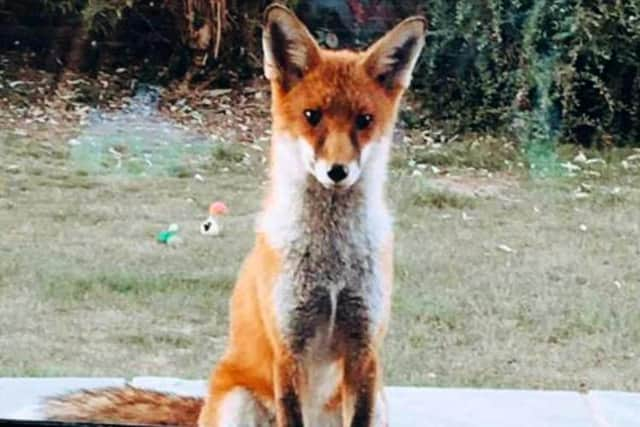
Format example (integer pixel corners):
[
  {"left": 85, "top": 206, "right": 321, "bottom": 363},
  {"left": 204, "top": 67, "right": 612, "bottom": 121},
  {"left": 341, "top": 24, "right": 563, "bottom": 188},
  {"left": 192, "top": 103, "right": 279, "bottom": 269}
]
[
  {"left": 304, "top": 109, "right": 322, "bottom": 127},
  {"left": 356, "top": 113, "right": 373, "bottom": 130}
]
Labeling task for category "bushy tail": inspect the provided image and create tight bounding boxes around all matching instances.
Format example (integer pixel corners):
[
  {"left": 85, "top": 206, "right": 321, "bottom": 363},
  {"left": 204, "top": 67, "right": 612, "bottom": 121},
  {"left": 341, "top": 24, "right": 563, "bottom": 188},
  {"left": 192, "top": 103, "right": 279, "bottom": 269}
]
[{"left": 45, "top": 386, "right": 204, "bottom": 427}]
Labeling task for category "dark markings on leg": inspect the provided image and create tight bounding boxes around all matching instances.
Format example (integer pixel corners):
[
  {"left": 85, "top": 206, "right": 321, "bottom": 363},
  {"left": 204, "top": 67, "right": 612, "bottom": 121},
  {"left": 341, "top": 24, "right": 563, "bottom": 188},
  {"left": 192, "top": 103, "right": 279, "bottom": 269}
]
[
  {"left": 350, "top": 382, "right": 374, "bottom": 427},
  {"left": 344, "top": 352, "right": 377, "bottom": 427},
  {"left": 280, "top": 387, "right": 304, "bottom": 427}
]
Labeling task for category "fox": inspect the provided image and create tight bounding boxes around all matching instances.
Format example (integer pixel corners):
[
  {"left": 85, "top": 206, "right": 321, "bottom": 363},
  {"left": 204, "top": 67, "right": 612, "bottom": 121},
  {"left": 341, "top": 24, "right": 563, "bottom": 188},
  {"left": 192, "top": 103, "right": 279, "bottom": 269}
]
[{"left": 44, "top": 4, "right": 426, "bottom": 427}]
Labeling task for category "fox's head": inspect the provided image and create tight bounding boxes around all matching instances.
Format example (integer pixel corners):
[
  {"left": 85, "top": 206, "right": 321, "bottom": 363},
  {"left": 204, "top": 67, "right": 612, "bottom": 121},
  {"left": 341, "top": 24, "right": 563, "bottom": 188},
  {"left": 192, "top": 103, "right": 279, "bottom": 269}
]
[{"left": 263, "top": 5, "right": 426, "bottom": 190}]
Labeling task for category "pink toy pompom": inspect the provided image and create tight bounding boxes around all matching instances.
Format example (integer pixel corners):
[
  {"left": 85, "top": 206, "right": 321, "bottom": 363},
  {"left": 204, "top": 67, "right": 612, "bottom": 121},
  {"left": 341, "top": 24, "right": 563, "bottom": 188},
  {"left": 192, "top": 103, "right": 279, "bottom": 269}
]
[{"left": 209, "top": 201, "right": 228, "bottom": 216}]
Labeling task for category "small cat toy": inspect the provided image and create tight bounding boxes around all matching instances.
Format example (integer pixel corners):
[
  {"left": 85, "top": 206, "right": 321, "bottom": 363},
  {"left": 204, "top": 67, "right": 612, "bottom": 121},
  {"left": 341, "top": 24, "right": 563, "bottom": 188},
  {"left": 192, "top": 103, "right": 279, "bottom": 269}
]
[
  {"left": 157, "top": 223, "right": 181, "bottom": 246},
  {"left": 201, "top": 201, "right": 228, "bottom": 236}
]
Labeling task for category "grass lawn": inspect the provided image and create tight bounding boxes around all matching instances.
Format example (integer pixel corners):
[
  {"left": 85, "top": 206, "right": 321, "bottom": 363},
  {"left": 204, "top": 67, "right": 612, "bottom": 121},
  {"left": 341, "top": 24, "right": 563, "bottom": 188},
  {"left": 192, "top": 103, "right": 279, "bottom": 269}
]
[{"left": 1, "top": 127, "right": 639, "bottom": 391}]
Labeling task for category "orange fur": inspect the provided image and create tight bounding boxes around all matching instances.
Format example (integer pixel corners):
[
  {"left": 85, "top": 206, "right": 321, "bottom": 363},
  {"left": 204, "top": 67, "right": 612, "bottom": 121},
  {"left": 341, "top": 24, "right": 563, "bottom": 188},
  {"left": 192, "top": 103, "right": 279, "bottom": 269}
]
[
  {"left": 201, "top": 5, "right": 424, "bottom": 423},
  {"left": 44, "top": 5, "right": 425, "bottom": 427},
  {"left": 198, "top": 235, "right": 282, "bottom": 426},
  {"left": 46, "top": 386, "right": 202, "bottom": 426},
  {"left": 271, "top": 49, "right": 402, "bottom": 162}
]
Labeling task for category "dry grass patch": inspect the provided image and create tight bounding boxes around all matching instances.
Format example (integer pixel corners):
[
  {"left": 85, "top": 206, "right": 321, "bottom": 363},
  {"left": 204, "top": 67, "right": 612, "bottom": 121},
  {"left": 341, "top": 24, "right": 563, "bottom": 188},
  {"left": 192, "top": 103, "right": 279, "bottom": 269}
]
[{"left": 1, "top": 129, "right": 639, "bottom": 391}]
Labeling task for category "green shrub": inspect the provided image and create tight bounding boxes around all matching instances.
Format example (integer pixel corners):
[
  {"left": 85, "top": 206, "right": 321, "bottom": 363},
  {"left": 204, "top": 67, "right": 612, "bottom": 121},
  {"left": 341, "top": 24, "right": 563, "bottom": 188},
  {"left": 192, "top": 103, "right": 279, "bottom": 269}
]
[
  {"left": 406, "top": 0, "right": 640, "bottom": 146},
  {"left": 8, "top": 1, "right": 640, "bottom": 146}
]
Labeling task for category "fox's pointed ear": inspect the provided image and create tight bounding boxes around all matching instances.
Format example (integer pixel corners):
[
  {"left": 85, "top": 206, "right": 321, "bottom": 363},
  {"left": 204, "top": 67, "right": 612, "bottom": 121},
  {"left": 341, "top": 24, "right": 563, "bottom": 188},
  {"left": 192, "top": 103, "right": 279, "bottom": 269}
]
[
  {"left": 262, "top": 4, "right": 320, "bottom": 90},
  {"left": 362, "top": 16, "right": 427, "bottom": 90}
]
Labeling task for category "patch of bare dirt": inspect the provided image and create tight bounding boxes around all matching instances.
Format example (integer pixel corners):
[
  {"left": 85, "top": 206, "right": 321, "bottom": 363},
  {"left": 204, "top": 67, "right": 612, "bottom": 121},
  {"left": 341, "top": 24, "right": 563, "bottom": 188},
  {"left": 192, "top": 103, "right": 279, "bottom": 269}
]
[{"left": 1, "top": 54, "right": 271, "bottom": 145}]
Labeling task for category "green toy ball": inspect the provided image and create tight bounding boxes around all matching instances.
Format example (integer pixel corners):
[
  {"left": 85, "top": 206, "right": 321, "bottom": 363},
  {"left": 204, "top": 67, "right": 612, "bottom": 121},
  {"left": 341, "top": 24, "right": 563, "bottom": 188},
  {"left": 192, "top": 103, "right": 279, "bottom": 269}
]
[{"left": 157, "top": 223, "right": 180, "bottom": 245}]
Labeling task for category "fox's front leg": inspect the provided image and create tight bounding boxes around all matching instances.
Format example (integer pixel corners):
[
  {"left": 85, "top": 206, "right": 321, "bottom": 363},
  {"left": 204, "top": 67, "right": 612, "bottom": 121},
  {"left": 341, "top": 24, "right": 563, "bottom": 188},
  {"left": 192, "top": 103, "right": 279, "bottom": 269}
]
[
  {"left": 341, "top": 349, "right": 379, "bottom": 427},
  {"left": 274, "top": 353, "right": 304, "bottom": 427}
]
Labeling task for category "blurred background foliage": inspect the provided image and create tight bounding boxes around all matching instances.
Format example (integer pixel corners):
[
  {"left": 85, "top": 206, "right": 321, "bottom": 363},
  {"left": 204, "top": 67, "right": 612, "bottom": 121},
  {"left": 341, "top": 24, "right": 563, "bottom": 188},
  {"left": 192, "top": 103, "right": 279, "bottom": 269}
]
[{"left": 0, "top": 0, "right": 638, "bottom": 147}]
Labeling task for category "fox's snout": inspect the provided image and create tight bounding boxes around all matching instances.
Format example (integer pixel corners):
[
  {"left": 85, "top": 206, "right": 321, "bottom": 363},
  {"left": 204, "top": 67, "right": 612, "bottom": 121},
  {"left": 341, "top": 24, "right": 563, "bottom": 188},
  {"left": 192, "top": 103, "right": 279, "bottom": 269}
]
[
  {"left": 310, "top": 156, "right": 361, "bottom": 189},
  {"left": 302, "top": 134, "right": 364, "bottom": 189},
  {"left": 316, "top": 131, "right": 359, "bottom": 186}
]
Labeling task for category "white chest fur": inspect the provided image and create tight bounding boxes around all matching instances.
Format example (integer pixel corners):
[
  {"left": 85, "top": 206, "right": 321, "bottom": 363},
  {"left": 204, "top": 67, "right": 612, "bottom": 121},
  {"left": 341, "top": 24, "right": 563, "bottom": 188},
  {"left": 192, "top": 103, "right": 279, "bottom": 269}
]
[{"left": 258, "top": 136, "right": 392, "bottom": 354}]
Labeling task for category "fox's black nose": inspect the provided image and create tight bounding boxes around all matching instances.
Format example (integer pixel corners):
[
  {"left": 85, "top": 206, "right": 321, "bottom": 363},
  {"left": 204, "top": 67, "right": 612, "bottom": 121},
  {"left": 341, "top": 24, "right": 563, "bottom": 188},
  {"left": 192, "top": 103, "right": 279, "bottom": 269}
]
[{"left": 327, "top": 164, "right": 348, "bottom": 183}]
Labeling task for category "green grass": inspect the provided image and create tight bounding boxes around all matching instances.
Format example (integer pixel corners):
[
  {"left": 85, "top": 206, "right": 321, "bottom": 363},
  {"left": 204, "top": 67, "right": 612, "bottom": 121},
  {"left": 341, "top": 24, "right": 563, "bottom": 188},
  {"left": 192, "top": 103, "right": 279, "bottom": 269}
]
[
  {"left": 392, "top": 134, "right": 522, "bottom": 172},
  {"left": 43, "top": 274, "right": 234, "bottom": 302},
  {"left": 411, "top": 186, "right": 476, "bottom": 210},
  {"left": 211, "top": 142, "right": 246, "bottom": 163},
  {"left": 1, "top": 129, "right": 639, "bottom": 391}
]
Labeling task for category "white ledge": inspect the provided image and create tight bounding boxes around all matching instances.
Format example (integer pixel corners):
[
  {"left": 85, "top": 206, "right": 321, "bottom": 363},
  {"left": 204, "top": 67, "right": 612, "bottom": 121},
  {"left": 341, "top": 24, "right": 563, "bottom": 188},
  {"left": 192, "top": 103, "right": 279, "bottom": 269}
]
[{"left": 1, "top": 377, "right": 638, "bottom": 426}]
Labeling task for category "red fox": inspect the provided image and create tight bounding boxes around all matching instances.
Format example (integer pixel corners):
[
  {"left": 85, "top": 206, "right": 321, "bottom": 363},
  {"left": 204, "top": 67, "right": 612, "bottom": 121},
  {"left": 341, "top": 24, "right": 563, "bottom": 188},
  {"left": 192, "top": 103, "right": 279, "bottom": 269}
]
[{"left": 45, "top": 4, "right": 426, "bottom": 427}]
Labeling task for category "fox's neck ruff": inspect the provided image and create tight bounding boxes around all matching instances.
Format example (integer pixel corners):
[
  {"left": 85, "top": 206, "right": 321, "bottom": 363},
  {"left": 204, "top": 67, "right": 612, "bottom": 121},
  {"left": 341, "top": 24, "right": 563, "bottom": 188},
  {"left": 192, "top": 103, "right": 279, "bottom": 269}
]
[
  {"left": 261, "top": 133, "right": 392, "bottom": 352},
  {"left": 258, "top": 133, "right": 392, "bottom": 252}
]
